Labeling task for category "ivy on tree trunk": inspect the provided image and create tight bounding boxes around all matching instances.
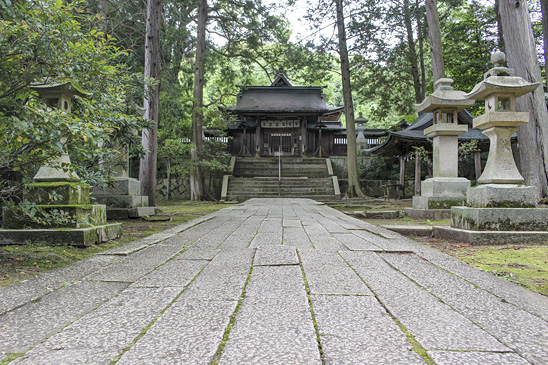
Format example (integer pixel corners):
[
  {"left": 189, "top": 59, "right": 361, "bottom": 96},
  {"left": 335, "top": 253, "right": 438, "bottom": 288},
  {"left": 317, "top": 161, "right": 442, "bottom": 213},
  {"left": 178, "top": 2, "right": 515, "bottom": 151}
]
[
  {"left": 140, "top": 0, "right": 161, "bottom": 207},
  {"left": 190, "top": 0, "right": 207, "bottom": 201}
]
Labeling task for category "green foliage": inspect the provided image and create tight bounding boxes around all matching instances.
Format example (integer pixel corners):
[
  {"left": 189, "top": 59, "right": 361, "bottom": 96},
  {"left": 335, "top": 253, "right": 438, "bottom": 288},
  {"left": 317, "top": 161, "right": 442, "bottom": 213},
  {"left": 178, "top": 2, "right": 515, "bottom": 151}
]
[
  {"left": 158, "top": 137, "right": 230, "bottom": 179},
  {"left": 440, "top": 1, "right": 497, "bottom": 115},
  {"left": 0, "top": 0, "right": 147, "bottom": 203},
  {"left": 358, "top": 156, "right": 400, "bottom": 180},
  {"left": 458, "top": 140, "right": 479, "bottom": 161},
  {"left": 412, "top": 145, "right": 432, "bottom": 168}
]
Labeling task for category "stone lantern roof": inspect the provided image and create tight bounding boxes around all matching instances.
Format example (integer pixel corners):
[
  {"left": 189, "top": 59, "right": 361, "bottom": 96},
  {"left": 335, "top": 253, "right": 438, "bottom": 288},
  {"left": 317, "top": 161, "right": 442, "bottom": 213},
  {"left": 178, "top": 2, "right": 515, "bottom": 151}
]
[
  {"left": 30, "top": 78, "right": 91, "bottom": 98},
  {"left": 466, "top": 52, "right": 539, "bottom": 100},
  {"left": 415, "top": 78, "right": 475, "bottom": 113}
]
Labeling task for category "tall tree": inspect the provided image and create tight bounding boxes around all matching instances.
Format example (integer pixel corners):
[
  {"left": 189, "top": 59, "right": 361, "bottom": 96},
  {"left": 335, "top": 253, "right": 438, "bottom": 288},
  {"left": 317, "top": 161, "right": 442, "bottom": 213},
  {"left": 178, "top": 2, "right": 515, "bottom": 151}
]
[
  {"left": 190, "top": 0, "right": 207, "bottom": 201},
  {"left": 335, "top": 0, "right": 364, "bottom": 198},
  {"left": 540, "top": 0, "right": 548, "bottom": 86},
  {"left": 425, "top": 0, "right": 445, "bottom": 82},
  {"left": 499, "top": 0, "right": 548, "bottom": 198},
  {"left": 139, "top": 0, "right": 161, "bottom": 206},
  {"left": 404, "top": 0, "right": 425, "bottom": 103}
]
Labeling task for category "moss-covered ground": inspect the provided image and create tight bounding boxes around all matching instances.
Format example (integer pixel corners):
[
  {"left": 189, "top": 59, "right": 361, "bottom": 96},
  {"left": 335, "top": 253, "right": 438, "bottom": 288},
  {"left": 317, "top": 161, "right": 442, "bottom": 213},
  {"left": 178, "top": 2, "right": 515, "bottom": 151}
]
[
  {"left": 0, "top": 201, "right": 234, "bottom": 288},
  {"left": 416, "top": 238, "right": 548, "bottom": 296}
]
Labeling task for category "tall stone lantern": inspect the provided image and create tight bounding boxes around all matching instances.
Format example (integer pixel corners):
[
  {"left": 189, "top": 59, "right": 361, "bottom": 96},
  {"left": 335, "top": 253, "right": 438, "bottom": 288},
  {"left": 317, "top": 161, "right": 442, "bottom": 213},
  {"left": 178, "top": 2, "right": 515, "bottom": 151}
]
[
  {"left": 30, "top": 80, "right": 90, "bottom": 181},
  {"left": 434, "top": 52, "right": 548, "bottom": 244},
  {"left": 408, "top": 78, "right": 475, "bottom": 218},
  {"left": 464, "top": 52, "right": 539, "bottom": 207},
  {"left": 1, "top": 80, "right": 122, "bottom": 246}
]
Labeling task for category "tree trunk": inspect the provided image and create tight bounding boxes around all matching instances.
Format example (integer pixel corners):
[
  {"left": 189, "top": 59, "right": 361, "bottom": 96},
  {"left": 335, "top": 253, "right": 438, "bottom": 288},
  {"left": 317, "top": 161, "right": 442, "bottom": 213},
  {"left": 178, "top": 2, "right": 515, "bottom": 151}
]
[
  {"left": 425, "top": 0, "right": 445, "bottom": 83},
  {"left": 139, "top": 0, "right": 161, "bottom": 206},
  {"left": 495, "top": 0, "right": 505, "bottom": 53},
  {"left": 190, "top": 0, "right": 207, "bottom": 201},
  {"left": 540, "top": 0, "right": 548, "bottom": 86},
  {"left": 499, "top": 0, "right": 548, "bottom": 198},
  {"left": 416, "top": 0, "right": 426, "bottom": 100},
  {"left": 166, "top": 158, "right": 171, "bottom": 201},
  {"left": 404, "top": 0, "right": 423, "bottom": 104},
  {"left": 335, "top": 0, "right": 364, "bottom": 198}
]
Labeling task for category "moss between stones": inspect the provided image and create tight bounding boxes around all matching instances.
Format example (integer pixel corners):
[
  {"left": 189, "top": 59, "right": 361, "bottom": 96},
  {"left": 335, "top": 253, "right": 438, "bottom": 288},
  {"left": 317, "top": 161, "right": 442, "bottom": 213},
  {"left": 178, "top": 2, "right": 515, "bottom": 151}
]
[
  {"left": 428, "top": 199, "right": 465, "bottom": 209},
  {"left": 479, "top": 201, "right": 537, "bottom": 208}
]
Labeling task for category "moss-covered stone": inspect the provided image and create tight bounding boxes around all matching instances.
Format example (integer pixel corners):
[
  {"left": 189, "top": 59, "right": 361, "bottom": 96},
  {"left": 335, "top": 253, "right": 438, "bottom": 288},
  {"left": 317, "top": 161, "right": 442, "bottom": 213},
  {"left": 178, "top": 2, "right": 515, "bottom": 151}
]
[
  {"left": 0, "top": 223, "right": 122, "bottom": 247},
  {"left": 2, "top": 204, "right": 107, "bottom": 229},
  {"left": 451, "top": 206, "right": 548, "bottom": 231},
  {"left": 24, "top": 182, "right": 90, "bottom": 205}
]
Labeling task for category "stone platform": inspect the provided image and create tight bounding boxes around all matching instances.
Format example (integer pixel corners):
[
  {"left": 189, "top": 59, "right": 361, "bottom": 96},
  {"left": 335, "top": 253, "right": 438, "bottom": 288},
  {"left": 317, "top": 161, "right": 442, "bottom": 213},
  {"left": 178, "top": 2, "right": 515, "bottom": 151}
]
[
  {"left": 434, "top": 226, "right": 548, "bottom": 245},
  {"left": 405, "top": 207, "right": 451, "bottom": 220},
  {"left": 1, "top": 198, "right": 547, "bottom": 364},
  {"left": 93, "top": 177, "right": 156, "bottom": 219}
]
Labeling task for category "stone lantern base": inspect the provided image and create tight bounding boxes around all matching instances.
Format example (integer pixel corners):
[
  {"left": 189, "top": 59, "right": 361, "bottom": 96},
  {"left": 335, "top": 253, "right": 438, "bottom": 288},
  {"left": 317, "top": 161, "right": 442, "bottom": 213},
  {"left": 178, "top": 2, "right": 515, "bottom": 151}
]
[
  {"left": 0, "top": 182, "right": 122, "bottom": 247},
  {"left": 434, "top": 184, "right": 548, "bottom": 244},
  {"left": 406, "top": 177, "right": 470, "bottom": 220},
  {"left": 92, "top": 177, "right": 156, "bottom": 220}
]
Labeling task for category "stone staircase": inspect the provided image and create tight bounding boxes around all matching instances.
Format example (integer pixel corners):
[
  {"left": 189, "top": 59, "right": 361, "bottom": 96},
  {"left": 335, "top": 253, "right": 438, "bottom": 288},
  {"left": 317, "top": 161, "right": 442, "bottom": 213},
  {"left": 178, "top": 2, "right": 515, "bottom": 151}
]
[{"left": 222, "top": 157, "right": 340, "bottom": 202}]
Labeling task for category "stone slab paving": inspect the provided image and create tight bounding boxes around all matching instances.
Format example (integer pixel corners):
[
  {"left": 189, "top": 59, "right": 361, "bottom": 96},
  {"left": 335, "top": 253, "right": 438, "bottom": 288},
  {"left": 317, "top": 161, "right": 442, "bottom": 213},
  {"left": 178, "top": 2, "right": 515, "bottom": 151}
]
[
  {"left": 312, "top": 295, "right": 424, "bottom": 364},
  {"left": 0, "top": 281, "right": 128, "bottom": 354},
  {"left": 341, "top": 251, "right": 510, "bottom": 352},
  {"left": 219, "top": 266, "right": 321, "bottom": 364},
  {"left": 1, "top": 198, "right": 547, "bottom": 364}
]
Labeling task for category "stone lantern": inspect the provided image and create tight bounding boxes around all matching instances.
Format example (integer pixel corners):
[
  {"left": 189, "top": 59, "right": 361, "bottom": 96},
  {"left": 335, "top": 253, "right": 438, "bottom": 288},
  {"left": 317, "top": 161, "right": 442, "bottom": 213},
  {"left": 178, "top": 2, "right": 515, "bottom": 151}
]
[
  {"left": 434, "top": 52, "right": 548, "bottom": 244},
  {"left": 409, "top": 78, "right": 475, "bottom": 217},
  {"left": 463, "top": 52, "right": 540, "bottom": 207},
  {"left": 466, "top": 52, "right": 537, "bottom": 185},
  {"left": 30, "top": 80, "right": 90, "bottom": 181},
  {"left": 355, "top": 113, "right": 368, "bottom": 149},
  {"left": 0, "top": 79, "right": 122, "bottom": 246}
]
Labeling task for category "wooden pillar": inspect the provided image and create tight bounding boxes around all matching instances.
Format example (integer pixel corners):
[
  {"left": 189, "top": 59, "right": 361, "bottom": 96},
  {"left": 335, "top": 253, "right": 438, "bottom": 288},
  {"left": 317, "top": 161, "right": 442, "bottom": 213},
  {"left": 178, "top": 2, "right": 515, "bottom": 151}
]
[
  {"left": 255, "top": 118, "right": 261, "bottom": 156},
  {"left": 301, "top": 118, "right": 307, "bottom": 155},
  {"left": 414, "top": 151, "right": 422, "bottom": 195},
  {"left": 400, "top": 155, "right": 406, "bottom": 198},
  {"left": 474, "top": 150, "right": 482, "bottom": 182}
]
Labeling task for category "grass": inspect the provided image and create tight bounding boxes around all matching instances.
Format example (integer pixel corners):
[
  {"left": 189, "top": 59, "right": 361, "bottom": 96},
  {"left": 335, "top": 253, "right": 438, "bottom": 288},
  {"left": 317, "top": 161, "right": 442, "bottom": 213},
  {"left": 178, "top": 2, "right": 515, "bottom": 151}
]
[{"left": 0, "top": 201, "right": 234, "bottom": 288}]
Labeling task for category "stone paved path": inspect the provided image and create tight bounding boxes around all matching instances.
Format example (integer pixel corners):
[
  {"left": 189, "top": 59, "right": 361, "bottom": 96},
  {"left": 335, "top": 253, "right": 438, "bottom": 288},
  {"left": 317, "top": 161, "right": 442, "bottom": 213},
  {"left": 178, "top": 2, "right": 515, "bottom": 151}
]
[{"left": 1, "top": 198, "right": 548, "bottom": 364}]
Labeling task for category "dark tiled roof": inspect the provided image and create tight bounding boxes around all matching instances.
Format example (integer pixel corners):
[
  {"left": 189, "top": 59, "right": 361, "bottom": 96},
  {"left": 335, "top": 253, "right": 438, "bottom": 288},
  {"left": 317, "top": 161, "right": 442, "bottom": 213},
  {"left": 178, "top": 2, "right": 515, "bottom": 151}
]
[{"left": 367, "top": 110, "right": 489, "bottom": 156}]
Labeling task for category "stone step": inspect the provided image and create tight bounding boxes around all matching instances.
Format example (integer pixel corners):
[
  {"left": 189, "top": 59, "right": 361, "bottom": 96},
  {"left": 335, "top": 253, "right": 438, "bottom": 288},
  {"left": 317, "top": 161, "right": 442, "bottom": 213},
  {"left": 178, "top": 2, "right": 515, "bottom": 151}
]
[
  {"left": 226, "top": 157, "right": 336, "bottom": 200},
  {"left": 227, "top": 194, "right": 337, "bottom": 201}
]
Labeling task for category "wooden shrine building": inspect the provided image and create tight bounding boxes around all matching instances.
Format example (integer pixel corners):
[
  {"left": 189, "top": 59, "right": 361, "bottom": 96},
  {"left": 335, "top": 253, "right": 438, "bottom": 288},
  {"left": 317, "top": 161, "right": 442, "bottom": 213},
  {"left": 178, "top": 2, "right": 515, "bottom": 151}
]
[{"left": 226, "top": 72, "right": 346, "bottom": 157}]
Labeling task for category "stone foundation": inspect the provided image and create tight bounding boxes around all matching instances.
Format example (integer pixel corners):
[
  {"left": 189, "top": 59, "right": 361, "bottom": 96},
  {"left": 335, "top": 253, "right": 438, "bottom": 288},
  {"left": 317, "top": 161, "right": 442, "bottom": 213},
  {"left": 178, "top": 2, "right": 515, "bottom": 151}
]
[
  {"left": 466, "top": 184, "right": 537, "bottom": 208},
  {"left": 93, "top": 177, "right": 155, "bottom": 219},
  {"left": 451, "top": 206, "right": 548, "bottom": 231}
]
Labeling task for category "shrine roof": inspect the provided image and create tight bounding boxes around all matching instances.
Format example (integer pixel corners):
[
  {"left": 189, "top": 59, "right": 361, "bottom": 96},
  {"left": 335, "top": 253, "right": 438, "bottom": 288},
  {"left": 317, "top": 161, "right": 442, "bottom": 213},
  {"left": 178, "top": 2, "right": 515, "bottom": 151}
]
[
  {"left": 367, "top": 110, "right": 490, "bottom": 157},
  {"left": 227, "top": 73, "right": 342, "bottom": 115}
]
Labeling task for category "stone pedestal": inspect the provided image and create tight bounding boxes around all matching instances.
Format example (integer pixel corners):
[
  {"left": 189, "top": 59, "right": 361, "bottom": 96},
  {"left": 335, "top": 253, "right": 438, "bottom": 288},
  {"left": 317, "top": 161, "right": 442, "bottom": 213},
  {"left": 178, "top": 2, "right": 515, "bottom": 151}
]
[
  {"left": 435, "top": 185, "right": 548, "bottom": 244},
  {"left": 0, "top": 182, "right": 121, "bottom": 247},
  {"left": 473, "top": 112, "right": 527, "bottom": 184},
  {"left": 407, "top": 177, "right": 470, "bottom": 219},
  {"left": 92, "top": 177, "right": 156, "bottom": 219},
  {"left": 426, "top": 124, "right": 469, "bottom": 178}
]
